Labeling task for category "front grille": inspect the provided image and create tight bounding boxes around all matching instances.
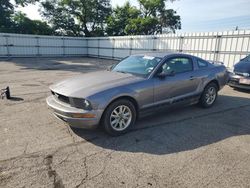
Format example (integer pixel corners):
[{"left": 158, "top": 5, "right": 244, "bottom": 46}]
[
  {"left": 51, "top": 91, "right": 70, "bottom": 104},
  {"left": 235, "top": 72, "right": 245, "bottom": 77},
  {"left": 229, "top": 80, "right": 239, "bottom": 85},
  {"left": 234, "top": 71, "right": 250, "bottom": 77}
]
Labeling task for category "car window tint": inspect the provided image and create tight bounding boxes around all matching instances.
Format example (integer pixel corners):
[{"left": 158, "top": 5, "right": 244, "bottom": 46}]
[
  {"left": 162, "top": 57, "right": 193, "bottom": 74},
  {"left": 247, "top": 55, "right": 250, "bottom": 61},
  {"left": 197, "top": 59, "right": 208, "bottom": 68}
]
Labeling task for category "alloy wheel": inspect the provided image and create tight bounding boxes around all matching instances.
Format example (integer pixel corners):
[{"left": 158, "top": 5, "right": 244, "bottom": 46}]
[
  {"left": 110, "top": 105, "right": 132, "bottom": 131},
  {"left": 205, "top": 87, "right": 216, "bottom": 105}
]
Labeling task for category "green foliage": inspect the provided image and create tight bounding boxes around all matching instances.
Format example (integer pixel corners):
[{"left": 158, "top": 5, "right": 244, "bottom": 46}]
[
  {"left": 41, "top": 0, "right": 111, "bottom": 36},
  {"left": 0, "top": 0, "right": 181, "bottom": 36},
  {"left": 106, "top": 2, "right": 140, "bottom": 36},
  {"left": 15, "top": 0, "right": 39, "bottom": 6},
  {"left": 13, "top": 12, "right": 53, "bottom": 35},
  {"left": 0, "top": 0, "right": 15, "bottom": 32},
  {"left": 125, "top": 17, "right": 159, "bottom": 35},
  {"left": 0, "top": 0, "right": 53, "bottom": 35},
  {"left": 41, "top": 0, "right": 81, "bottom": 36},
  {"left": 138, "top": 0, "right": 165, "bottom": 17},
  {"left": 106, "top": 0, "right": 181, "bottom": 35}
]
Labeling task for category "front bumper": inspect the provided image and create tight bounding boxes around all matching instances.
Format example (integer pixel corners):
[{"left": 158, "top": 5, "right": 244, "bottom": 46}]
[
  {"left": 46, "top": 96, "right": 103, "bottom": 129},
  {"left": 228, "top": 74, "right": 250, "bottom": 90}
]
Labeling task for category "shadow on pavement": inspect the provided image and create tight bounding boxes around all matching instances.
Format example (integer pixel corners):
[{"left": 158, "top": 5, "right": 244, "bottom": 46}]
[
  {"left": 8, "top": 96, "right": 24, "bottom": 101},
  {"left": 71, "top": 94, "right": 250, "bottom": 155},
  {"left": 2, "top": 57, "right": 116, "bottom": 73},
  {"left": 233, "top": 87, "right": 250, "bottom": 94}
]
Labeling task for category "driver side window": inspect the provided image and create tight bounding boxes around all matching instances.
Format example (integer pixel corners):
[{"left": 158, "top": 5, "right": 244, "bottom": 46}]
[{"left": 161, "top": 57, "right": 193, "bottom": 74}]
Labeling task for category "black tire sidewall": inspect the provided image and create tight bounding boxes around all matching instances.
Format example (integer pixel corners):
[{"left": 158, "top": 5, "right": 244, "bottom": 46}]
[
  {"left": 200, "top": 83, "right": 218, "bottom": 108},
  {"left": 102, "top": 99, "right": 136, "bottom": 136}
]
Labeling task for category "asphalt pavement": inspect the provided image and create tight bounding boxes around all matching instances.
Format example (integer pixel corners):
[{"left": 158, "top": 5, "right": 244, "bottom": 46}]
[{"left": 0, "top": 57, "right": 250, "bottom": 188}]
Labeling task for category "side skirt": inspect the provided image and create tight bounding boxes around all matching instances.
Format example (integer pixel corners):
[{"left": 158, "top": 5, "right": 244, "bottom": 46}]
[{"left": 139, "top": 94, "right": 200, "bottom": 118}]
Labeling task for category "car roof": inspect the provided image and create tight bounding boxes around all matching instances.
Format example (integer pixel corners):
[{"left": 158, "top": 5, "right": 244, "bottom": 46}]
[{"left": 131, "top": 51, "right": 191, "bottom": 58}]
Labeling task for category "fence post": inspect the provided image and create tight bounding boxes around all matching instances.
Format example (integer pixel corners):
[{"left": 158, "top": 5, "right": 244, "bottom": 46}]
[
  {"left": 179, "top": 36, "right": 184, "bottom": 52},
  {"left": 62, "top": 37, "right": 65, "bottom": 56},
  {"left": 152, "top": 36, "right": 157, "bottom": 51},
  {"left": 86, "top": 38, "right": 89, "bottom": 57},
  {"left": 5, "top": 35, "right": 10, "bottom": 57},
  {"left": 97, "top": 38, "right": 100, "bottom": 57},
  {"left": 232, "top": 31, "right": 240, "bottom": 64},
  {"left": 129, "top": 37, "right": 133, "bottom": 55},
  {"left": 36, "top": 36, "right": 40, "bottom": 56},
  {"left": 112, "top": 38, "right": 115, "bottom": 58},
  {"left": 214, "top": 34, "right": 222, "bottom": 62},
  {"left": 247, "top": 32, "right": 250, "bottom": 54}
]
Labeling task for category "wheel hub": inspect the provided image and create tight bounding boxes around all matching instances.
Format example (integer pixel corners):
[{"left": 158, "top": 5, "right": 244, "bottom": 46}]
[
  {"left": 110, "top": 105, "right": 132, "bottom": 131},
  {"left": 205, "top": 87, "right": 216, "bottom": 105}
]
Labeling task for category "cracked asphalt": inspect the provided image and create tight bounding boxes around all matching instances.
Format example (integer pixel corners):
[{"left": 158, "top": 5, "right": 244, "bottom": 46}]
[{"left": 0, "top": 57, "right": 250, "bottom": 188}]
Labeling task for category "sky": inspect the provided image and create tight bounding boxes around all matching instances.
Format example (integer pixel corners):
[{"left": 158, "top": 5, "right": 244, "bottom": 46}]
[{"left": 14, "top": 0, "right": 250, "bottom": 33}]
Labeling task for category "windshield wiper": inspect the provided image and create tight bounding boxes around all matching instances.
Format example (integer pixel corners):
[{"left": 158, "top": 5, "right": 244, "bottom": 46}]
[
  {"left": 115, "top": 70, "right": 137, "bottom": 76},
  {"left": 116, "top": 70, "right": 128, "bottom": 74}
]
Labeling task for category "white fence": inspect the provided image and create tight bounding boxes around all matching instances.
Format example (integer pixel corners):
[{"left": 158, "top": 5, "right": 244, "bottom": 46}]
[
  {"left": 0, "top": 33, "right": 87, "bottom": 57},
  {"left": 87, "top": 30, "right": 250, "bottom": 68},
  {"left": 1, "top": 30, "right": 250, "bottom": 68}
]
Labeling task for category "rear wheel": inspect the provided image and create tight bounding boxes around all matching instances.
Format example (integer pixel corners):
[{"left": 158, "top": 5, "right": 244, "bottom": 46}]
[
  {"left": 199, "top": 82, "right": 218, "bottom": 108},
  {"left": 102, "top": 99, "right": 136, "bottom": 136}
]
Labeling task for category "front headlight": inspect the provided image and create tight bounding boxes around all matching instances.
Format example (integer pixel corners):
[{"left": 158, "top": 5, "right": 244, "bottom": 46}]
[
  {"left": 70, "top": 98, "right": 92, "bottom": 110},
  {"left": 83, "top": 99, "right": 91, "bottom": 109},
  {"left": 242, "top": 73, "right": 250, "bottom": 77}
]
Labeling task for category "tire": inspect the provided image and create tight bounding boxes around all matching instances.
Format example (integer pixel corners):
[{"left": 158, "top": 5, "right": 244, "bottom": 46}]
[
  {"left": 102, "top": 99, "right": 136, "bottom": 136},
  {"left": 199, "top": 82, "right": 218, "bottom": 108}
]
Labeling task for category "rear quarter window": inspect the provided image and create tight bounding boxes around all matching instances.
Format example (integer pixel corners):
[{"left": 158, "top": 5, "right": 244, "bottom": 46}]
[
  {"left": 197, "top": 59, "right": 208, "bottom": 68},
  {"left": 246, "top": 55, "right": 250, "bottom": 61}
]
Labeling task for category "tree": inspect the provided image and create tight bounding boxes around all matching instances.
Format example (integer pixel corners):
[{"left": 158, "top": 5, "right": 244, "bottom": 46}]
[
  {"left": 41, "top": 0, "right": 112, "bottom": 37},
  {"left": 159, "top": 9, "right": 181, "bottom": 33},
  {"left": 0, "top": 0, "right": 53, "bottom": 35},
  {"left": 138, "top": 0, "right": 181, "bottom": 34},
  {"left": 15, "top": 0, "right": 39, "bottom": 6},
  {"left": 106, "top": 0, "right": 181, "bottom": 36},
  {"left": 106, "top": 2, "right": 140, "bottom": 36},
  {"left": 41, "top": 0, "right": 81, "bottom": 36},
  {"left": 13, "top": 12, "right": 54, "bottom": 35},
  {"left": 1, "top": 0, "right": 181, "bottom": 36},
  {"left": 125, "top": 17, "right": 159, "bottom": 35},
  {"left": 0, "top": 0, "right": 15, "bottom": 32}
]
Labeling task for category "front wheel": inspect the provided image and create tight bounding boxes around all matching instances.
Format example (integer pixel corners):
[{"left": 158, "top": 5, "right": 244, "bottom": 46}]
[
  {"left": 102, "top": 99, "right": 136, "bottom": 136},
  {"left": 199, "top": 82, "right": 218, "bottom": 108}
]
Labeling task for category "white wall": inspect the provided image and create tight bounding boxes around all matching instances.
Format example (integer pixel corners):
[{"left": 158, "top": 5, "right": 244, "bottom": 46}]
[
  {"left": 0, "top": 33, "right": 87, "bottom": 57},
  {"left": 87, "top": 30, "right": 250, "bottom": 68},
  {"left": 1, "top": 30, "right": 250, "bottom": 68}
]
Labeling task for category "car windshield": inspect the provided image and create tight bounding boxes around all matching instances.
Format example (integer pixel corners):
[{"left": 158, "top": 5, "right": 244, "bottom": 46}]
[{"left": 112, "top": 55, "right": 162, "bottom": 77}]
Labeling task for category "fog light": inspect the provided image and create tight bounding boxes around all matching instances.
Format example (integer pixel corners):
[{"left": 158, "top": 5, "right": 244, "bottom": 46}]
[{"left": 71, "top": 113, "right": 96, "bottom": 118}]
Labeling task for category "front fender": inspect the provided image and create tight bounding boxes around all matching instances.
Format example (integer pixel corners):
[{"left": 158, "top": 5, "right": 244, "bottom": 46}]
[{"left": 88, "top": 86, "right": 138, "bottom": 110}]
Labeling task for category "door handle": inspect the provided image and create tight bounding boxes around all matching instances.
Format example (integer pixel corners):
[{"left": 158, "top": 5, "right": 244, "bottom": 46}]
[{"left": 189, "top": 76, "right": 196, "bottom": 80}]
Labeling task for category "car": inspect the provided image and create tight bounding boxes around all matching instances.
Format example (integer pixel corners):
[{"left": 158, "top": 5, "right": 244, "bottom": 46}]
[
  {"left": 228, "top": 54, "right": 250, "bottom": 90},
  {"left": 46, "top": 52, "right": 229, "bottom": 136}
]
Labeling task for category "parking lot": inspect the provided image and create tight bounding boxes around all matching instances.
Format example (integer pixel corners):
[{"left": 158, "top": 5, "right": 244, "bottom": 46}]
[{"left": 0, "top": 57, "right": 250, "bottom": 188}]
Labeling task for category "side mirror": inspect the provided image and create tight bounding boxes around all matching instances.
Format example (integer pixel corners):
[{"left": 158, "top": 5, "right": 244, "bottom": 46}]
[
  {"left": 107, "top": 64, "right": 115, "bottom": 71},
  {"left": 157, "top": 71, "right": 175, "bottom": 79},
  {"left": 157, "top": 72, "right": 167, "bottom": 79}
]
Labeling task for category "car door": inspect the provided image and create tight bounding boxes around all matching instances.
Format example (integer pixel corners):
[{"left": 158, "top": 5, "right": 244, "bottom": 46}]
[{"left": 153, "top": 55, "right": 200, "bottom": 104}]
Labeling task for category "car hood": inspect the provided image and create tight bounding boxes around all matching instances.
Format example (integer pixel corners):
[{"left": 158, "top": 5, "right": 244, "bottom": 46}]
[
  {"left": 50, "top": 70, "right": 143, "bottom": 98},
  {"left": 234, "top": 61, "right": 250, "bottom": 73}
]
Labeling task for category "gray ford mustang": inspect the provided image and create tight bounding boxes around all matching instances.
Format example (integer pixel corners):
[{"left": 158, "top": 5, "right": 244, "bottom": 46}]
[{"left": 47, "top": 52, "right": 229, "bottom": 136}]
